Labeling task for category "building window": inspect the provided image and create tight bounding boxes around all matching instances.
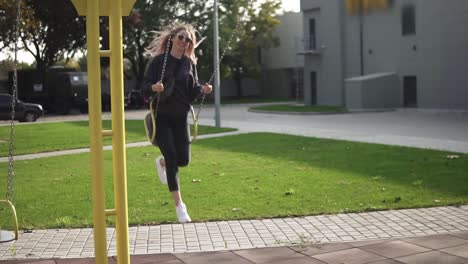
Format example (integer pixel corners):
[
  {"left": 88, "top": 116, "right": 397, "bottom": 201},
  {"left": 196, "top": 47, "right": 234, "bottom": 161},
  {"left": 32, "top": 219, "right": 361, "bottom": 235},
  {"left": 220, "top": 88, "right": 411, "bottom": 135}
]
[
  {"left": 402, "top": 5, "right": 416, "bottom": 36},
  {"left": 309, "top": 18, "right": 316, "bottom": 50}
]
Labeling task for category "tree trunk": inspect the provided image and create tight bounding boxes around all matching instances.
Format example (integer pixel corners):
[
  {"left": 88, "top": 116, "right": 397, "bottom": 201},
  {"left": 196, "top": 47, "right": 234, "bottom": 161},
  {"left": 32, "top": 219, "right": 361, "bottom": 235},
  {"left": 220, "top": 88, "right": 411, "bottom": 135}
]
[
  {"left": 233, "top": 65, "right": 243, "bottom": 98},
  {"left": 35, "top": 58, "right": 46, "bottom": 73}
]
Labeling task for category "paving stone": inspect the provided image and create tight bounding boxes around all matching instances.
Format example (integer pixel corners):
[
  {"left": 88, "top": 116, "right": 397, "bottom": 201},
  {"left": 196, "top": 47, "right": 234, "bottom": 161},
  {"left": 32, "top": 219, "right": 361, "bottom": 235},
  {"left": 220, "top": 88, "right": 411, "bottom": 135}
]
[
  {"left": 55, "top": 257, "right": 104, "bottom": 264},
  {"left": 9, "top": 261, "right": 57, "bottom": 264},
  {"left": 360, "top": 241, "right": 430, "bottom": 258},
  {"left": 234, "top": 246, "right": 305, "bottom": 264},
  {"left": 452, "top": 231, "right": 468, "bottom": 240},
  {"left": 269, "top": 256, "right": 325, "bottom": 264},
  {"left": 128, "top": 253, "right": 178, "bottom": 263},
  {"left": 176, "top": 251, "right": 252, "bottom": 264},
  {"left": 347, "top": 238, "right": 394, "bottom": 247},
  {"left": 395, "top": 251, "right": 468, "bottom": 264},
  {"left": 440, "top": 244, "right": 468, "bottom": 258},
  {"left": 291, "top": 242, "right": 353, "bottom": 256},
  {"left": 312, "top": 248, "right": 385, "bottom": 264},
  {"left": 403, "top": 234, "right": 468, "bottom": 249},
  {"left": 368, "top": 260, "right": 405, "bottom": 264}
]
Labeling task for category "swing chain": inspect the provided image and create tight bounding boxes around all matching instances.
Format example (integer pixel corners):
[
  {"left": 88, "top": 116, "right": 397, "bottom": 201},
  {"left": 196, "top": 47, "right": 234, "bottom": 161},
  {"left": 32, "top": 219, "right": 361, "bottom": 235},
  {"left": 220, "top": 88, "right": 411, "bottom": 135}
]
[
  {"left": 196, "top": 0, "right": 254, "bottom": 120},
  {"left": 159, "top": 35, "right": 172, "bottom": 83},
  {"left": 151, "top": 35, "right": 172, "bottom": 119},
  {"left": 7, "top": 0, "right": 22, "bottom": 203}
]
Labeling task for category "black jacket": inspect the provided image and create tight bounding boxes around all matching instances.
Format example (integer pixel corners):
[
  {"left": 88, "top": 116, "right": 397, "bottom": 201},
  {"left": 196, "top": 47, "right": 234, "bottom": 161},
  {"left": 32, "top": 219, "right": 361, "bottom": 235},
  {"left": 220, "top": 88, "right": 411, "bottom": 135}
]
[{"left": 144, "top": 54, "right": 203, "bottom": 116}]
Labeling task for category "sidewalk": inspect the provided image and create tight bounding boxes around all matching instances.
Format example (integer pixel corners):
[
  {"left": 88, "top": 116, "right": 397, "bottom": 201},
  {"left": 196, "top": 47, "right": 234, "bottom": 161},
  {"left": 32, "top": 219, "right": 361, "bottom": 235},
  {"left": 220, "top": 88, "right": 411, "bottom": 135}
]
[
  {"left": 1, "top": 205, "right": 468, "bottom": 263},
  {"left": 2, "top": 231, "right": 468, "bottom": 263}
]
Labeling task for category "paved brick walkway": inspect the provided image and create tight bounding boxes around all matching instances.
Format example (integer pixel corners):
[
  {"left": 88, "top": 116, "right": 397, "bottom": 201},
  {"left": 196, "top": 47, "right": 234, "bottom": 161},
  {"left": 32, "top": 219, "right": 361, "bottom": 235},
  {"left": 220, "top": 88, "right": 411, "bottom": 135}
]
[
  {"left": 1, "top": 231, "right": 468, "bottom": 264},
  {"left": 1, "top": 205, "right": 467, "bottom": 261}
]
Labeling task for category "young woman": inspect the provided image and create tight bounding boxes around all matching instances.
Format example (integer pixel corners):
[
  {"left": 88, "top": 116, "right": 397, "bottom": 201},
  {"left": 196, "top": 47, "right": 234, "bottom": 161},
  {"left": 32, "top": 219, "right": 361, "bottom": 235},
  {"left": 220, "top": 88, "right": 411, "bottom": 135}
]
[{"left": 144, "top": 23, "right": 212, "bottom": 223}]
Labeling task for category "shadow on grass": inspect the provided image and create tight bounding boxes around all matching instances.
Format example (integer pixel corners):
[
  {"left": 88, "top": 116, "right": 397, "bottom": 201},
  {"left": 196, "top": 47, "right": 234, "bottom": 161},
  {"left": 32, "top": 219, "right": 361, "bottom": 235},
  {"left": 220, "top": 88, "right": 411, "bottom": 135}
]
[{"left": 197, "top": 132, "right": 468, "bottom": 198}]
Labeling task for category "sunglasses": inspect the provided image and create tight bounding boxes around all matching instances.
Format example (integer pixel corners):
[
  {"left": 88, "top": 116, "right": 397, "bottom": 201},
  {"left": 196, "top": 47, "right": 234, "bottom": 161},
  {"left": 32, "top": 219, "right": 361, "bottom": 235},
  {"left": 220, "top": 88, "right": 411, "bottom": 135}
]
[{"left": 176, "top": 34, "right": 192, "bottom": 44}]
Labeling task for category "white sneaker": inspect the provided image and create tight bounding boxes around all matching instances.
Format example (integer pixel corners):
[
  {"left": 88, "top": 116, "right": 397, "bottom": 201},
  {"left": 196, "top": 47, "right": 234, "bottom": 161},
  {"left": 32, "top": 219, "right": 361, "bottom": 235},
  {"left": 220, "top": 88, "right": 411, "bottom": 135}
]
[
  {"left": 155, "top": 156, "right": 167, "bottom": 185},
  {"left": 176, "top": 203, "right": 191, "bottom": 223}
]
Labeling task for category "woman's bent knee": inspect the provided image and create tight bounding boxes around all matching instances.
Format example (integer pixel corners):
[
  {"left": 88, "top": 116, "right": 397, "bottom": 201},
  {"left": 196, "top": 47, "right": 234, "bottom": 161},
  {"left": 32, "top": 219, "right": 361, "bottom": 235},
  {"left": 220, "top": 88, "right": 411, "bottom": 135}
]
[{"left": 177, "top": 158, "right": 190, "bottom": 167}]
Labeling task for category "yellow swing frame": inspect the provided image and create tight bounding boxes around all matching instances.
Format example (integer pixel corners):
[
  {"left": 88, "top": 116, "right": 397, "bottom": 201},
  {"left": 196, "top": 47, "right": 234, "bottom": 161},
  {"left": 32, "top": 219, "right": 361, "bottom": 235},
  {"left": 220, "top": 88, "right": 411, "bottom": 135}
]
[{"left": 0, "top": 199, "right": 18, "bottom": 243}]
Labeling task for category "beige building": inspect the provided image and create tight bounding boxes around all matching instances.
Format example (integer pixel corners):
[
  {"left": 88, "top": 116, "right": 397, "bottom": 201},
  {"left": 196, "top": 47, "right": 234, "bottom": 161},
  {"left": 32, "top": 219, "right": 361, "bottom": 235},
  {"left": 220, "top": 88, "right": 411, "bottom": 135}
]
[
  {"left": 260, "top": 12, "right": 304, "bottom": 100},
  {"left": 300, "top": 0, "right": 468, "bottom": 110}
]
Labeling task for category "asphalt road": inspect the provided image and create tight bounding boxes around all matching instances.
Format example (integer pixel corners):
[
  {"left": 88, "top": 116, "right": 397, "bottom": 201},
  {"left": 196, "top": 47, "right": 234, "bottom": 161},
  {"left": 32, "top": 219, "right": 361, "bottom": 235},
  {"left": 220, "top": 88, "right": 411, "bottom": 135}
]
[{"left": 3, "top": 104, "right": 468, "bottom": 153}]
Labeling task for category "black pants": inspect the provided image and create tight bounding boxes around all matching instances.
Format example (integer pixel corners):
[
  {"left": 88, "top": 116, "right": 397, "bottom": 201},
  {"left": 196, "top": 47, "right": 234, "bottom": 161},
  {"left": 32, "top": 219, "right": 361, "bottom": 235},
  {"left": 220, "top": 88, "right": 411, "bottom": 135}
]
[{"left": 155, "top": 113, "right": 190, "bottom": 192}]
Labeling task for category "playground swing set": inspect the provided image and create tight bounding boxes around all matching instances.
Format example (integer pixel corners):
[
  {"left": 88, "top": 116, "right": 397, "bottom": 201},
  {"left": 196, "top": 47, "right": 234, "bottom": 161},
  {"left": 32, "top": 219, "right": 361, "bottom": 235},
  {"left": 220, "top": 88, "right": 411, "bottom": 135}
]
[{"left": 1, "top": 0, "right": 252, "bottom": 263}]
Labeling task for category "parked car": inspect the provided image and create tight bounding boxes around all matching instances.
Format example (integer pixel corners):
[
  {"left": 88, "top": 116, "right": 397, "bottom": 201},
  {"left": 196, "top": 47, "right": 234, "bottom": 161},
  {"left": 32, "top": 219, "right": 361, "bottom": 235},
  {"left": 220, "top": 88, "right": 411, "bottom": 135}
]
[
  {"left": 8, "top": 68, "right": 88, "bottom": 114},
  {"left": 0, "top": 93, "right": 44, "bottom": 122}
]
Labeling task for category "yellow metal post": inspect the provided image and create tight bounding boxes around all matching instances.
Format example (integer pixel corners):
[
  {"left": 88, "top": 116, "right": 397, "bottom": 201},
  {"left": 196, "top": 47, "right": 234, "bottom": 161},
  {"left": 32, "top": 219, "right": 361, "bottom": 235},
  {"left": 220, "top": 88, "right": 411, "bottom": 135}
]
[
  {"left": 71, "top": 0, "right": 135, "bottom": 262},
  {"left": 84, "top": 0, "right": 108, "bottom": 263},
  {"left": 109, "top": 0, "right": 130, "bottom": 263}
]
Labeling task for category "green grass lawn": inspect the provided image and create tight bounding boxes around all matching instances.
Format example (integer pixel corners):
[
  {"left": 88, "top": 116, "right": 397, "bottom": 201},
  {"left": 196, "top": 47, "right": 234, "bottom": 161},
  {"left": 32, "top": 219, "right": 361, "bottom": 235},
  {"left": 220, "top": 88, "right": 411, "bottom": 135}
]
[
  {"left": 250, "top": 104, "right": 346, "bottom": 113},
  {"left": 0, "top": 120, "right": 236, "bottom": 156},
  {"left": 203, "top": 98, "right": 293, "bottom": 105},
  {"left": 1, "top": 133, "right": 466, "bottom": 230}
]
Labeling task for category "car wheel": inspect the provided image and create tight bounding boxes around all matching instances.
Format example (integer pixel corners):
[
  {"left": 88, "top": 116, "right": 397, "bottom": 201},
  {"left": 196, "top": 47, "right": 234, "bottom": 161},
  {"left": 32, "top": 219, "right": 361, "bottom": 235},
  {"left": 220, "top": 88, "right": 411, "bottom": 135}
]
[{"left": 24, "top": 112, "right": 38, "bottom": 122}]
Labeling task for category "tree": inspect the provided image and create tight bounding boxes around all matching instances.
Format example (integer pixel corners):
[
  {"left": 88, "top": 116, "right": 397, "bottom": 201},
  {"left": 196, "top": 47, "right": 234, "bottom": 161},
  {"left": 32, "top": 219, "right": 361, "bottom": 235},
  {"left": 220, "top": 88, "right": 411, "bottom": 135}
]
[
  {"left": 187, "top": 0, "right": 281, "bottom": 97},
  {"left": 0, "top": 59, "right": 33, "bottom": 89},
  {"left": 228, "top": 0, "right": 281, "bottom": 97},
  {"left": 235, "top": 0, "right": 280, "bottom": 96},
  {"left": 122, "top": 0, "right": 185, "bottom": 89},
  {"left": 0, "top": 0, "right": 34, "bottom": 53},
  {"left": 0, "top": 0, "right": 19, "bottom": 52},
  {"left": 77, "top": 54, "right": 87, "bottom": 72},
  {"left": 21, "top": 0, "right": 86, "bottom": 72}
]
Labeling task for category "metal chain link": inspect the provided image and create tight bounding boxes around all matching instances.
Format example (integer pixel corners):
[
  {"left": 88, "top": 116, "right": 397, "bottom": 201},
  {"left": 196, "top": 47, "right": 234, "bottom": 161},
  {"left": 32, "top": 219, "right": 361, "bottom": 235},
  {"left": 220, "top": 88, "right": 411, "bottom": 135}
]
[
  {"left": 151, "top": 36, "right": 172, "bottom": 118},
  {"left": 159, "top": 36, "right": 172, "bottom": 83},
  {"left": 7, "top": 0, "right": 22, "bottom": 203},
  {"left": 196, "top": 0, "right": 254, "bottom": 120}
]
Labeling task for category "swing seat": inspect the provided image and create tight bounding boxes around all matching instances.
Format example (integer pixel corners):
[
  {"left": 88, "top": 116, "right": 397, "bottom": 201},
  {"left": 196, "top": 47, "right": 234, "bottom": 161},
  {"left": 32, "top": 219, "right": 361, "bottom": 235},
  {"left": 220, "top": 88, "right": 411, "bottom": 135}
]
[
  {"left": 0, "top": 199, "right": 18, "bottom": 243},
  {"left": 189, "top": 105, "right": 198, "bottom": 142},
  {"left": 144, "top": 111, "right": 158, "bottom": 146},
  {"left": 144, "top": 105, "right": 198, "bottom": 146}
]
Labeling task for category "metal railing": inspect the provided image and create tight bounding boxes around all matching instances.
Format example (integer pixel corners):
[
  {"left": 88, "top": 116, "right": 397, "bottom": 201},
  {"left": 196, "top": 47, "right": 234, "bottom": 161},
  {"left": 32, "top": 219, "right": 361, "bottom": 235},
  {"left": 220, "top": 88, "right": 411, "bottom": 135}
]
[{"left": 296, "top": 37, "right": 323, "bottom": 55}]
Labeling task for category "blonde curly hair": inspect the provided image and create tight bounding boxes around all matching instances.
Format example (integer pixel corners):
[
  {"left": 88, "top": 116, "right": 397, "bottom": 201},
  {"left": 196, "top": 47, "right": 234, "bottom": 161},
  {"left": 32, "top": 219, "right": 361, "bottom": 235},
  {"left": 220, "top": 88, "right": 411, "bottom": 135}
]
[{"left": 145, "top": 23, "right": 201, "bottom": 64}]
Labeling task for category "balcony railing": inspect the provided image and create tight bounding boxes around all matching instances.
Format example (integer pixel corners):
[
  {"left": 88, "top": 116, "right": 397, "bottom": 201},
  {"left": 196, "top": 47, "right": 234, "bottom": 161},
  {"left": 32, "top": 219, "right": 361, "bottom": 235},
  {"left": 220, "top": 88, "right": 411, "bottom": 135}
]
[{"left": 296, "top": 37, "right": 323, "bottom": 55}]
